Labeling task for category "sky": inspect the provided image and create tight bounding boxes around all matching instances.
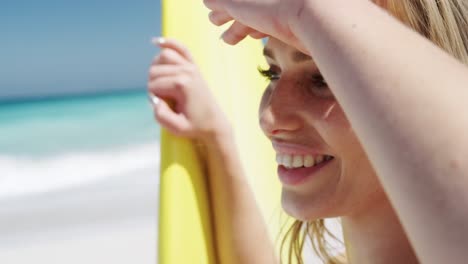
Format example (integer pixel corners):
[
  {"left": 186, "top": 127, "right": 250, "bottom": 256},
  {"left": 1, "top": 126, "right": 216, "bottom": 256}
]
[{"left": 0, "top": 0, "right": 161, "bottom": 100}]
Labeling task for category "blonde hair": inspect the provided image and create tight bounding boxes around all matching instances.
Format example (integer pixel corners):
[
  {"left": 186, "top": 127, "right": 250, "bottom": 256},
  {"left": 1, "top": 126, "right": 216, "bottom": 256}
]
[
  {"left": 282, "top": 1, "right": 468, "bottom": 263},
  {"left": 389, "top": 0, "right": 468, "bottom": 64}
]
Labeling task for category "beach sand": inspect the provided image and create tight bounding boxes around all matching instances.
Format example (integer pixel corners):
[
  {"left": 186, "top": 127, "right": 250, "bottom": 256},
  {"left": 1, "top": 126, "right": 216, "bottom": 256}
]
[{"left": 0, "top": 169, "right": 159, "bottom": 264}]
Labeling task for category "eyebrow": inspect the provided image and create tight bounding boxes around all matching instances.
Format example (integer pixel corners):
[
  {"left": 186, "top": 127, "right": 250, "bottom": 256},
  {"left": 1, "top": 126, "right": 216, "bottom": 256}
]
[
  {"left": 263, "top": 48, "right": 275, "bottom": 59},
  {"left": 292, "top": 51, "right": 312, "bottom": 62},
  {"left": 263, "top": 48, "right": 312, "bottom": 63}
]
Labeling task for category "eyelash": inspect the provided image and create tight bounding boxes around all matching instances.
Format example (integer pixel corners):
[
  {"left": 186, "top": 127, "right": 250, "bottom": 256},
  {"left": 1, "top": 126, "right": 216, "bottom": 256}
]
[
  {"left": 309, "top": 73, "right": 328, "bottom": 89},
  {"left": 258, "top": 66, "right": 329, "bottom": 90},
  {"left": 258, "top": 66, "right": 280, "bottom": 81}
]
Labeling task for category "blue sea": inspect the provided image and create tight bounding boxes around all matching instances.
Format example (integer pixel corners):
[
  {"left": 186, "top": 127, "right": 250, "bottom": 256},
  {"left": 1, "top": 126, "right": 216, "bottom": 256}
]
[
  {"left": 0, "top": 90, "right": 343, "bottom": 263},
  {"left": 0, "top": 90, "right": 160, "bottom": 263},
  {"left": 0, "top": 90, "right": 161, "bottom": 199}
]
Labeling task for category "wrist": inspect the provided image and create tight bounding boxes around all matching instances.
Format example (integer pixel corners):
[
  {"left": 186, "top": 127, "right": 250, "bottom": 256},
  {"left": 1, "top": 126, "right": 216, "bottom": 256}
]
[
  {"left": 201, "top": 124, "right": 235, "bottom": 150},
  {"left": 289, "top": 0, "right": 324, "bottom": 35},
  {"left": 288, "top": 0, "right": 346, "bottom": 45}
]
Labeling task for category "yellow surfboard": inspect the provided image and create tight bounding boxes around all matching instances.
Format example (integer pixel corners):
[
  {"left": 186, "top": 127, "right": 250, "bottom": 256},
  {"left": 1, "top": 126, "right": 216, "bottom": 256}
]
[{"left": 158, "top": 1, "right": 284, "bottom": 263}]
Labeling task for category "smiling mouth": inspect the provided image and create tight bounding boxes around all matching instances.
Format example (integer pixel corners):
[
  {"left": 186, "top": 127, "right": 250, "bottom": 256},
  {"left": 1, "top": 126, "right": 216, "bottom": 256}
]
[
  {"left": 276, "top": 154, "right": 335, "bottom": 169},
  {"left": 277, "top": 155, "right": 336, "bottom": 186}
]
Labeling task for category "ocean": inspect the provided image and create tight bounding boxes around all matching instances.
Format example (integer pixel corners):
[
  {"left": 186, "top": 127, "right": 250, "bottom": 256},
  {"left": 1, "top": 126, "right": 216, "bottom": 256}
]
[
  {"left": 0, "top": 90, "right": 160, "bottom": 197},
  {"left": 0, "top": 90, "right": 341, "bottom": 263},
  {"left": 0, "top": 90, "right": 160, "bottom": 263}
]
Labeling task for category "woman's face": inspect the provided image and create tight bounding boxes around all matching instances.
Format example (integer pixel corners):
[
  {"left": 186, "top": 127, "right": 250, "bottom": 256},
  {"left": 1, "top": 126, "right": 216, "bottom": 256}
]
[{"left": 259, "top": 38, "right": 386, "bottom": 220}]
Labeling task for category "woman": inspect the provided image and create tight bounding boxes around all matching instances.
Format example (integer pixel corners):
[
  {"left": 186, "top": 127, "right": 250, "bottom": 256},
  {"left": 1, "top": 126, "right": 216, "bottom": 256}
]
[{"left": 148, "top": 0, "right": 468, "bottom": 263}]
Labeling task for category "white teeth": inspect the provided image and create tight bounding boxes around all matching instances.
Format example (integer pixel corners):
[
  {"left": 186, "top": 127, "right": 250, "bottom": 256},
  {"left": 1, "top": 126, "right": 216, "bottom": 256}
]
[
  {"left": 315, "top": 155, "right": 324, "bottom": 165},
  {"left": 304, "top": 155, "right": 315, "bottom": 168},
  {"left": 292, "top": 155, "right": 304, "bottom": 168},
  {"left": 282, "top": 155, "right": 292, "bottom": 168},
  {"left": 276, "top": 153, "right": 334, "bottom": 168},
  {"left": 276, "top": 154, "right": 282, "bottom": 164}
]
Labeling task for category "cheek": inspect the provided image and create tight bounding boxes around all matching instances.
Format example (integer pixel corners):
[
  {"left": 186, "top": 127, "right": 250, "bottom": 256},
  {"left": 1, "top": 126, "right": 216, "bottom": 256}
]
[
  {"left": 306, "top": 99, "right": 352, "bottom": 141},
  {"left": 320, "top": 101, "right": 351, "bottom": 129},
  {"left": 320, "top": 105, "right": 385, "bottom": 214},
  {"left": 258, "top": 87, "right": 272, "bottom": 115},
  {"left": 258, "top": 86, "right": 273, "bottom": 129}
]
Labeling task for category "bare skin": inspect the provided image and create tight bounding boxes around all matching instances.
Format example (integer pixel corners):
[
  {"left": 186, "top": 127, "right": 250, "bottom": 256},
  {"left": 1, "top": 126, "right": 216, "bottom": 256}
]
[
  {"left": 148, "top": 39, "right": 276, "bottom": 264},
  {"left": 150, "top": 0, "right": 468, "bottom": 262},
  {"left": 260, "top": 38, "right": 418, "bottom": 264},
  {"left": 149, "top": 37, "right": 420, "bottom": 264},
  {"left": 341, "top": 197, "right": 418, "bottom": 264},
  {"left": 205, "top": 0, "right": 468, "bottom": 263}
]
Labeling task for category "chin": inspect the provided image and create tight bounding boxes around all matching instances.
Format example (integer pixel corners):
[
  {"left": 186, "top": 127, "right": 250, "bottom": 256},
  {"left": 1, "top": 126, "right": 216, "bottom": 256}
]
[{"left": 281, "top": 189, "right": 339, "bottom": 221}]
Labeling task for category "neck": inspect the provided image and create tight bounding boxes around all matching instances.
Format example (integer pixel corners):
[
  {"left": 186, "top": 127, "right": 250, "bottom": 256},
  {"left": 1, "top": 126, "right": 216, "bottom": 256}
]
[{"left": 341, "top": 197, "right": 419, "bottom": 264}]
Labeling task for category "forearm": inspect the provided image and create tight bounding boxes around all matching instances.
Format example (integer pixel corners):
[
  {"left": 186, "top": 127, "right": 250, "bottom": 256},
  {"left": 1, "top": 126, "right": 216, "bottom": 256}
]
[
  {"left": 201, "top": 129, "right": 277, "bottom": 264},
  {"left": 293, "top": 0, "right": 468, "bottom": 263}
]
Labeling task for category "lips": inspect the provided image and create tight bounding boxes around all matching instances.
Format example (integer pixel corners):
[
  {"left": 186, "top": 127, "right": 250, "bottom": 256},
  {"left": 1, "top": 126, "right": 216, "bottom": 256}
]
[{"left": 277, "top": 156, "right": 335, "bottom": 186}]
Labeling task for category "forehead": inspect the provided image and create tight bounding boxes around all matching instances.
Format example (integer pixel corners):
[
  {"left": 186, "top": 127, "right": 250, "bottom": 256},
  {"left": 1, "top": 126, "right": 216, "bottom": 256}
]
[{"left": 264, "top": 38, "right": 312, "bottom": 63}]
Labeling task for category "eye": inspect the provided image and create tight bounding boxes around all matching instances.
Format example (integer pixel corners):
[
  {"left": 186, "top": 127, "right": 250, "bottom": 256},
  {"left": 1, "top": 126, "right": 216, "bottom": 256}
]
[
  {"left": 310, "top": 73, "right": 327, "bottom": 88},
  {"left": 309, "top": 73, "right": 333, "bottom": 97},
  {"left": 258, "top": 66, "right": 280, "bottom": 81}
]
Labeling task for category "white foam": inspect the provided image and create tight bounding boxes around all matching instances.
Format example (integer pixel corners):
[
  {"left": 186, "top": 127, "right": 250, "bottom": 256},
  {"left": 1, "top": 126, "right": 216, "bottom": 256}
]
[{"left": 0, "top": 142, "right": 160, "bottom": 199}]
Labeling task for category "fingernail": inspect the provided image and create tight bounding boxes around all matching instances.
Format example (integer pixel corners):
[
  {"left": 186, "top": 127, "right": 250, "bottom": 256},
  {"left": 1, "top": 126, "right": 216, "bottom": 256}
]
[
  {"left": 151, "top": 37, "right": 165, "bottom": 46},
  {"left": 148, "top": 93, "right": 160, "bottom": 106}
]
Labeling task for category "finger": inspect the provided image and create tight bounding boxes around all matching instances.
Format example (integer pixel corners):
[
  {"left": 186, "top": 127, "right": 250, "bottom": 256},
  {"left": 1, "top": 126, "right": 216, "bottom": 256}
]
[
  {"left": 154, "top": 99, "right": 192, "bottom": 136},
  {"left": 203, "top": 0, "right": 223, "bottom": 11},
  {"left": 148, "top": 64, "right": 181, "bottom": 81},
  {"left": 148, "top": 77, "right": 181, "bottom": 101},
  {"left": 148, "top": 92, "right": 160, "bottom": 106},
  {"left": 152, "top": 48, "right": 187, "bottom": 66},
  {"left": 152, "top": 37, "right": 194, "bottom": 62},
  {"left": 221, "top": 21, "right": 252, "bottom": 45},
  {"left": 249, "top": 31, "right": 268, "bottom": 39},
  {"left": 208, "top": 10, "right": 233, "bottom": 26},
  {"left": 148, "top": 76, "right": 186, "bottom": 100}
]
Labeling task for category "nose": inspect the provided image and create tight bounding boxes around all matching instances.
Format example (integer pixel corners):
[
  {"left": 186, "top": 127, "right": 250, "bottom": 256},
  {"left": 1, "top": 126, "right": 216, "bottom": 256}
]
[{"left": 259, "top": 78, "right": 303, "bottom": 137}]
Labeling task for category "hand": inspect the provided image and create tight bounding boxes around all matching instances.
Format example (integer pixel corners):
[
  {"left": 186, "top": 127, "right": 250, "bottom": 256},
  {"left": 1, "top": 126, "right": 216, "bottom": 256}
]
[
  {"left": 204, "top": 0, "right": 307, "bottom": 53},
  {"left": 148, "top": 38, "right": 231, "bottom": 142},
  {"left": 205, "top": 0, "right": 387, "bottom": 53}
]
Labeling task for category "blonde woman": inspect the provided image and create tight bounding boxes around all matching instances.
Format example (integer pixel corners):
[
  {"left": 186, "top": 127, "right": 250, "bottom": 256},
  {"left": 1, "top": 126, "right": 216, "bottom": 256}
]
[{"left": 148, "top": 0, "right": 468, "bottom": 263}]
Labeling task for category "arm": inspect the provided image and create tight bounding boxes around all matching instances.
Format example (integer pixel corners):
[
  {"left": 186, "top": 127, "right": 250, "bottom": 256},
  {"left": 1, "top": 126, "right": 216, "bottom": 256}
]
[
  {"left": 201, "top": 127, "right": 277, "bottom": 264},
  {"left": 291, "top": 1, "right": 468, "bottom": 263},
  {"left": 148, "top": 38, "right": 277, "bottom": 264}
]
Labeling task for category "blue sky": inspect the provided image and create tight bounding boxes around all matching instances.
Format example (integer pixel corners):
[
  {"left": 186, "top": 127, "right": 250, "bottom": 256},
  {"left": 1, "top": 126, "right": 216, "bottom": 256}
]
[{"left": 0, "top": 0, "right": 161, "bottom": 100}]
